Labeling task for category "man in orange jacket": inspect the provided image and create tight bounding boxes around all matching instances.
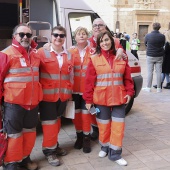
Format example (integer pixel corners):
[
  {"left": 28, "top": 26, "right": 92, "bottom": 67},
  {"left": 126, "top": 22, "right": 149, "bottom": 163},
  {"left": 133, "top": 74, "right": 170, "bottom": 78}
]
[{"left": 0, "top": 24, "right": 43, "bottom": 170}]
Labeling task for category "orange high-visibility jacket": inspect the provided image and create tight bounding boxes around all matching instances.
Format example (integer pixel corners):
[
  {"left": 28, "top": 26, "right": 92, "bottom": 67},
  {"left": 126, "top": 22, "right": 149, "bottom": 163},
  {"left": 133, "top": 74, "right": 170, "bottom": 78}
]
[
  {"left": 2, "top": 46, "right": 43, "bottom": 105},
  {"left": 91, "top": 54, "right": 127, "bottom": 106},
  {"left": 38, "top": 48, "right": 73, "bottom": 102},
  {"left": 69, "top": 46, "right": 91, "bottom": 93}
]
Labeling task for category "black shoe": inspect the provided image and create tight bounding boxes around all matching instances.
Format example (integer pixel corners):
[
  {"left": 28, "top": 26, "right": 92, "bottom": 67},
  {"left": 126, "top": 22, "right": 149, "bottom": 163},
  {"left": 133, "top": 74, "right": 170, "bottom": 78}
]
[
  {"left": 83, "top": 134, "right": 91, "bottom": 153},
  {"left": 163, "top": 83, "right": 170, "bottom": 89},
  {"left": 153, "top": 84, "right": 157, "bottom": 89},
  {"left": 74, "top": 132, "right": 83, "bottom": 149},
  {"left": 91, "top": 126, "right": 99, "bottom": 141},
  {"left": 153, "top": 82, "right": 163, "bottom": 89},
  {"left": 18, "top": 156, "right": 38, "bottom": 170},
  {"left": 3, "top": 163, "right": 18, "bottom": 170}
]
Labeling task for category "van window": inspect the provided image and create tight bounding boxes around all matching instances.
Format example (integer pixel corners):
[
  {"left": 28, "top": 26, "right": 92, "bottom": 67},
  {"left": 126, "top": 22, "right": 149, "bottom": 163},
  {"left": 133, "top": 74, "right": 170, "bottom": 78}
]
[{"left": 68, "top": 13, "right": 93, "bottom": 45}]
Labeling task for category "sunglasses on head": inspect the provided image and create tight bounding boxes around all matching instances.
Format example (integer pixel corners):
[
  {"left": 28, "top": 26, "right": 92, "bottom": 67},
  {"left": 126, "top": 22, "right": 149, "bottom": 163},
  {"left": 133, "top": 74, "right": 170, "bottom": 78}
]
[
  {"left": 16, "top": 32, "right": 32, "bottom": 38},
  {"left": 52, "top": 33, "right": 66, "bottom": 38}
]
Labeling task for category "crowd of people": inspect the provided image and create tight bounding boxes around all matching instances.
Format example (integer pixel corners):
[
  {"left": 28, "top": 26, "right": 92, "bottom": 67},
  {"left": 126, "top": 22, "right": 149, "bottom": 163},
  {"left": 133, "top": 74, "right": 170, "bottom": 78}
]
[
  {"left": 2, "top": 17, "right": 161, "bottom": 170},
  {"left": 113, "top": 32, "right": 141, "bottom": 59}
]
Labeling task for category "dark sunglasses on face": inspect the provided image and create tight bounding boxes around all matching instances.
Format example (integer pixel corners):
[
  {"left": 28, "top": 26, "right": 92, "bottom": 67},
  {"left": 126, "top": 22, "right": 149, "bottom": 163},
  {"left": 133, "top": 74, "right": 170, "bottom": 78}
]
[
  {"left": 52, "top": 33, "right": 66, "bottom": 38},
  {"left": 16, "top": 32, "right": 32, "bottom": 38}
]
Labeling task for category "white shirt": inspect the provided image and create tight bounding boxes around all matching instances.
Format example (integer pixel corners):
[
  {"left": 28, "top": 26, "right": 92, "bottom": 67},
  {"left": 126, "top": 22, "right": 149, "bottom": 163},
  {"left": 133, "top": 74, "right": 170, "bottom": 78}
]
[
  {"left": 79, "top": 46, "right": 88, "bottom": 63},
  {"left": 50, "top": 46, "right": 68, "bottom": 69}
]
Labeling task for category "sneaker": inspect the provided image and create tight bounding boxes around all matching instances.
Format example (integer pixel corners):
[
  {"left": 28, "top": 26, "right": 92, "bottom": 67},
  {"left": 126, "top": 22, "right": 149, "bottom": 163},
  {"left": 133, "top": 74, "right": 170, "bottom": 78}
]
[
  {"left": 46, "top": 154, "right": 60, "bottom": 166},
  {"left": 115, "top": 158, "right": 127, "bottom": 166},
  {"left": 56, "top": 147, "right": 67, "bottom": 156},
  {"left": 157, "top": 88, "right": 162, "bottom": 93},
  {"left": 98, "top": 150, "right": 107, "bottom": 158},
  {"left": 142, "top": 87, "right": 151, "bottom": 92},
  {"left": 18, "top": 156, "right": 38, "bottom": 170}
]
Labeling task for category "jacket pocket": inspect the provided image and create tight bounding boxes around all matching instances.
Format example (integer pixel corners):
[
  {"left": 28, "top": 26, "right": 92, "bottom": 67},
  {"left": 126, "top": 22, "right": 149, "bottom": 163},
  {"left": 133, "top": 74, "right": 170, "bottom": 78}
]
[
  {"left": 4, "top": 83, "right": 26, "bottom": 104},
  {"left": 93, "top": 87, "right": 107, "bottom": 105}
]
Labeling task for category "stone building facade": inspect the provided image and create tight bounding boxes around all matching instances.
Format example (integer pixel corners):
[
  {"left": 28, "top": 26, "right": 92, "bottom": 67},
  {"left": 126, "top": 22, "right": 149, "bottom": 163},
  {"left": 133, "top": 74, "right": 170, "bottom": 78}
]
[{"left": 86, "top": 0, "right": 170, "bottom": 50}]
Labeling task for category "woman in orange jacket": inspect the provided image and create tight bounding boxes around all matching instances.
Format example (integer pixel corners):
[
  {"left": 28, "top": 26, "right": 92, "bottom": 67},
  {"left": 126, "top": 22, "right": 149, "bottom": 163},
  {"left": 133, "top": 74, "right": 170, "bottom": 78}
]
[
  {"left": 38, "top": 26, "right": 73, "bottom": 167},
  {"left": 83, "top": 31, "right": 134, "bottom": 166},
  {"left": 68, "top": 27, "right": 92, "bottom": 153}
]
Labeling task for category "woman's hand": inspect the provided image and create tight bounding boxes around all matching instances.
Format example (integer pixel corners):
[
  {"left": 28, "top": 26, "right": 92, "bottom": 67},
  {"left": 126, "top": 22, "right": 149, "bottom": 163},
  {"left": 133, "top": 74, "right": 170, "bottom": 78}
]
[
  {"left": 124, "top": 95, "right": 131, "bottom": 104},
  {"left": 115, "top": 48, "right": 127, "bottom": 60},
  {"left": 85, "top": 103, "right": 92, "bottom": 111}
]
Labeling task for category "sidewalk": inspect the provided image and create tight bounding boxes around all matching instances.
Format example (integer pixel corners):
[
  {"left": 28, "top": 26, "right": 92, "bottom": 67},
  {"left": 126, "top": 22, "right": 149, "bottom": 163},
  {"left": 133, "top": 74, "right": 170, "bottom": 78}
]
[{"left": 1, "top": 52, "right": 170, "bottom": 170}]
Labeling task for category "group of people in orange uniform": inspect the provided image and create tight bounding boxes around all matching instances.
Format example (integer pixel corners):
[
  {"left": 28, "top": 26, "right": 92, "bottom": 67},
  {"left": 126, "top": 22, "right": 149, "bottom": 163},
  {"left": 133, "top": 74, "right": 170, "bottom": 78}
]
[{"left": 0, "top": 18, "right": 134, "bottom": 170}]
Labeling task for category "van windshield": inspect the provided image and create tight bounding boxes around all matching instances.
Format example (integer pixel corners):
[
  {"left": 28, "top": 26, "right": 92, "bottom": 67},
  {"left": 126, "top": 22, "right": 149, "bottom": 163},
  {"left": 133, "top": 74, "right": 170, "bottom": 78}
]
[
  {"left": 68, "top": 13, "right": 93, "bottom": 45},
  {"left": 68, "top": 12, "right": 112, "bottom": 45}
]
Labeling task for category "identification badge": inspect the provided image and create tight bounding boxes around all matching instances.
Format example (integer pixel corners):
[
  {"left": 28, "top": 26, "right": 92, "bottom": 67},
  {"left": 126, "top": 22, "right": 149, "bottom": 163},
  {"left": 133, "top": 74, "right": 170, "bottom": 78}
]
[{"left": 20, "top": 58, "right": 27, "bottom": 67}]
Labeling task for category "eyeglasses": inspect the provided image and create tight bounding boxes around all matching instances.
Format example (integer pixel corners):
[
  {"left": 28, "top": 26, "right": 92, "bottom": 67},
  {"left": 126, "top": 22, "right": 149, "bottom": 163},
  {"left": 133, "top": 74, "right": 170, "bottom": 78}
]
[
  {"left": 92, "top": 24, "right": 105, "bottom": 29},
  {"left": 16, "top": 32, "right": 32, "bottom": 38},
  {"left": 52, "top": 33, "right": 66, "bottom": 38}
]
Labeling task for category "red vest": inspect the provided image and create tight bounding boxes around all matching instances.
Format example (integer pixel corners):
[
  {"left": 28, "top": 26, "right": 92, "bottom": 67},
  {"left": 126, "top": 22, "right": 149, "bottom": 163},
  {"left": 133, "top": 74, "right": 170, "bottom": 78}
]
[
  {"left": 91, "top": 54, "right": 127, "bottom": 106},
  {"left": 39, "top": 48, "right": 73, "bottom": 102},
  {"left": 69, "top": 46, "right": 91, "bottom": 93},
  {"left": 2, "top": 46, "right": 43, "bottom": 105}
]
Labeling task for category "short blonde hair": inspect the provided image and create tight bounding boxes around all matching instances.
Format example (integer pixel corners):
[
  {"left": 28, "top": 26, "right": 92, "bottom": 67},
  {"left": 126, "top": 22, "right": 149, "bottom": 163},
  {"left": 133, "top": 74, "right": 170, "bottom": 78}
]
[
  {"left": 165, "top": 30, "right": 170, "bottom": 43},
  {"left": 74, "top": 27, "right": 89, "bottom": 37}
]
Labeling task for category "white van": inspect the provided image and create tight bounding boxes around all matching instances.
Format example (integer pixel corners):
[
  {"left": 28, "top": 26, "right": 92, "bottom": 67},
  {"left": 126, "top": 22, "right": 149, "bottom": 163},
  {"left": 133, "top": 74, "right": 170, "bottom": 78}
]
[{"left": 0, "top": 0, "right": 143, "bottom": 114}]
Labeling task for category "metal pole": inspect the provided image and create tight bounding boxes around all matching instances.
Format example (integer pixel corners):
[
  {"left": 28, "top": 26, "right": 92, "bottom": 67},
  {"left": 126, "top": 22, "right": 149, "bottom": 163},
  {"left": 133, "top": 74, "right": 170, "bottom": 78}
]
[{"left": 19, "top": 0, "right": 22, "bottom": 23}]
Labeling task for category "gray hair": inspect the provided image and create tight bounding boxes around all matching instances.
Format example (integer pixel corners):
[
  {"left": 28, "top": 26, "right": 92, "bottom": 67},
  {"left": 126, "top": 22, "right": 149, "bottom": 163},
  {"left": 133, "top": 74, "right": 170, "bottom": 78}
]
[
  {"left": 92, "top": 18, "right": 106, "bottom": 26},
  {"left": 12, "top": 23, "right": 33, "bottom": 37}
]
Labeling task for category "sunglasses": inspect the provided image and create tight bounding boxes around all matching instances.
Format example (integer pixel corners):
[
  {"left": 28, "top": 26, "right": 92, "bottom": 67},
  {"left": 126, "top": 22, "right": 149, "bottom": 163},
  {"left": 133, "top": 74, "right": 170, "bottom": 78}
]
[
  {"left": 16, "top": 32, "right": 32, "bottom": 38},
  {"left": 52, "top": 33, "right": 66, "bottom": 38}
]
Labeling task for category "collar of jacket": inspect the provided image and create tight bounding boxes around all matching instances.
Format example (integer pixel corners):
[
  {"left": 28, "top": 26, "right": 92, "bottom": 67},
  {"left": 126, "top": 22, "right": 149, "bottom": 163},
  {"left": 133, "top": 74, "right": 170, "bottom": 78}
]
[{"left": 12, "top": 38, "right": 38, "bottom": 55}]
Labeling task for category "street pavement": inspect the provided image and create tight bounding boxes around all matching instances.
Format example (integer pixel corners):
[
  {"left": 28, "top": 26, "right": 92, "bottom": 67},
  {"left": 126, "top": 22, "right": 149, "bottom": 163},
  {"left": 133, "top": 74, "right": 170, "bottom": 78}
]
[{"left": 1, "top": 51, "right": 170, "bottom": 170}]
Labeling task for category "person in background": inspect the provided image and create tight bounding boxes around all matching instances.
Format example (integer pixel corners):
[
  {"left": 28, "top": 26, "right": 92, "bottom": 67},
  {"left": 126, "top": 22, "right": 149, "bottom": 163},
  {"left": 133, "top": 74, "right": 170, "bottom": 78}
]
[
  {"left": 131, "top": 33, "right": 140, "bottom": 59},
  {"left": 0, "top": 23, "right": 43, "bottom": 170},
  {"left": 88, "top": 18, "right": 126, "bottom": 141},
  {"left": 68, "top": 27, "right": 92, "bottom": 153},
  {"left": 120, "top": 34, "right": 130, "bottom": 51},
  {"left": 142, "top": 22, "right": 165, "bottom": 93},
  {"left": 113, "top": 33, "right": 117, "bottom": 38},
  {"left": 38, "top": 26, "right": 73, "bottom": 167},
  {"left": 83, "top": 31, "right": 134, "bottom": 166},
  {"left": 153, "top": 29, "right": 170, "bottom": 89},
  {"left": 125, "top": 34, "right": 131, "bottom": 51}
]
